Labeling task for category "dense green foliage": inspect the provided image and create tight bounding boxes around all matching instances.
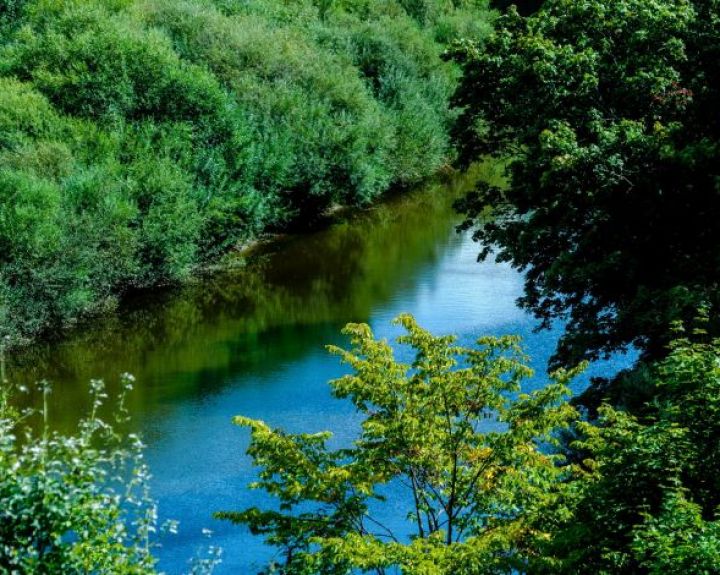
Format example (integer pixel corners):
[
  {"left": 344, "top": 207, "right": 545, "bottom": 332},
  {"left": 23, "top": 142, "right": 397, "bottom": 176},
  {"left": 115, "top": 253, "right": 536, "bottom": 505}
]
[
  {"left": 446, "top": 2, "right": 720, "bottom": 569},
  {"left": 0, "top": 0, "right": 495, "bottom": 346},
  {"left": 452, "top": 0, "right": 720, "bottom": 369},
  {"left": 537, "top": 329, "right": 720, "bottom": 573},
  {"left": 218, "top": 315, "right": 581, "bottom": 574}
]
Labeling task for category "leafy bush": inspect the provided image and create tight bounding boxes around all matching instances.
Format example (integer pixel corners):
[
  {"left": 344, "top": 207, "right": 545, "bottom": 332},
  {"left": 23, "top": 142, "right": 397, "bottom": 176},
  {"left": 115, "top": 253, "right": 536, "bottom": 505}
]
[
  {"left": 0, "top": 377, "right": 160, "bottom": 573},
  {"left": 535, "top": 328, "right": 720, "bottom": 573}
]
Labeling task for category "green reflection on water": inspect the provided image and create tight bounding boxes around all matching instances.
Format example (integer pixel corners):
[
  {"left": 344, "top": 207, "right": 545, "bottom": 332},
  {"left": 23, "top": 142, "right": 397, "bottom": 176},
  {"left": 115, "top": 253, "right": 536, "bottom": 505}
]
[{"left": 6, "top": 162, "right": 500, "bottom": 431}]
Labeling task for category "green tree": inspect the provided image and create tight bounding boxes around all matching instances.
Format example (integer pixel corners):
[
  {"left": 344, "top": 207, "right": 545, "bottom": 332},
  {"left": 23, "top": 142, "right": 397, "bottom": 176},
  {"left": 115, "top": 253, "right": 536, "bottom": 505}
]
[
  {"left": 536, "top": 332, "right": 720, "bottom": 573},
  {"left": 217, "top": 315, "right": 581, "bottom": 574},
  {"left": 451, "top": 0, "right": 720, "bottom": 369}
]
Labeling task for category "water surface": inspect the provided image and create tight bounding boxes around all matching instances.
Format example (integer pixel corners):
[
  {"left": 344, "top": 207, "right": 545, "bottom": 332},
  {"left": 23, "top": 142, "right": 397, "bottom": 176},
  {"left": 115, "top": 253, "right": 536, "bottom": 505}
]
[{"left": 7, "top": 166, "right": 631, "bottom": 573}]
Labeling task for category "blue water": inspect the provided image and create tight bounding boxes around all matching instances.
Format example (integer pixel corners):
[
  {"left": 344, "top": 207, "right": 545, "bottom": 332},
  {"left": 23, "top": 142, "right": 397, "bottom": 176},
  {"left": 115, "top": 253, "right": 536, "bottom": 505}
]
[
  {"left": 143, "top": 226, "right": 630, "bottom": 573},
  {"left": 9, "top": 173, "right": 633, "bottom": 573}
]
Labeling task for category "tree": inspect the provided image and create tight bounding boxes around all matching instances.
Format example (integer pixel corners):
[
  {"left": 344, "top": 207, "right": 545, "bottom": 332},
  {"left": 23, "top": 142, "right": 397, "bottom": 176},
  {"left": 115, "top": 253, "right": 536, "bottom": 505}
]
[
  {"left": 217, "top": 314, "right": 581, "bottom": 574},
  {"left": 451, "top": 0, "right": 720, "bottom": 369},
  {"left": 536, "top": 331, "right": 720, "bottom": 573}
]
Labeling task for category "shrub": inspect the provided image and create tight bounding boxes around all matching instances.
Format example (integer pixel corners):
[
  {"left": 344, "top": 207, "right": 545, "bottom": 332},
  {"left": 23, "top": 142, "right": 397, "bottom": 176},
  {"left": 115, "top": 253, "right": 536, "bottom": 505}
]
[
  {"left": 0, "top": 0, "right": 496, "bottom": 345},
  {"left": 0, "top": 377, "right": 160, "bottom": 573}
]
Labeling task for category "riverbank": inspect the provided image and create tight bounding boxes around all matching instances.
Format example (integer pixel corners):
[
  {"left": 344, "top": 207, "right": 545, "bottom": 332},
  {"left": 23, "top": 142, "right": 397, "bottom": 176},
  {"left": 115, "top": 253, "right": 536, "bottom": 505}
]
[
  {"left": 2, "top": 161, "right": 498, "bottom": 358},
  {"left": 0, "top": 0, "right": 497, "bottom": 351},
  {"left": 6, "top": 163, "right": 497, "bottom": 419}
]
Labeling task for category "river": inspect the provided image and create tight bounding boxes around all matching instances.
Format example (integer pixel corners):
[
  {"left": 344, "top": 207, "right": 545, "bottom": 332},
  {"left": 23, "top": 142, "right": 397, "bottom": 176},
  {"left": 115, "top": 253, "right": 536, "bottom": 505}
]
[{"left": 6, "top": 165, "right": 632, "bottom": 573}]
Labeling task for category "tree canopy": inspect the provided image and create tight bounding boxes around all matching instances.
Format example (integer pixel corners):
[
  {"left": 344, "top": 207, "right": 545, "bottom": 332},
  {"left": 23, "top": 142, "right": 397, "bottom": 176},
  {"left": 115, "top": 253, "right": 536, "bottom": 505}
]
[
  {"left": 452, "top": 0, "right": 720, "bottom": 368},
  {"left": 217, "top": 315, "right": 580, "bottom": 574}
]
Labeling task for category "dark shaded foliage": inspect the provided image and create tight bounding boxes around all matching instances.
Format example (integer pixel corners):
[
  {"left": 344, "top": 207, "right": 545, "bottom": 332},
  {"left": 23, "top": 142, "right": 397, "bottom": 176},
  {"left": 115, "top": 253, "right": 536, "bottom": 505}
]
[{"left": 452, "top": 0, "right": 720, "bottom": 370}]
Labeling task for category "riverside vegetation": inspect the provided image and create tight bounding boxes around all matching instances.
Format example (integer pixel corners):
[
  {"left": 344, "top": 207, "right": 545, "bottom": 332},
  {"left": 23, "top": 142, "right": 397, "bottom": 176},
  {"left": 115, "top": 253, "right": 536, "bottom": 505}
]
[
  {"left": 0, "top": 0, "right": 495, "bottom": 346},
  {"left": 3, "top": 0, "right": 720, "bottom": 573}
]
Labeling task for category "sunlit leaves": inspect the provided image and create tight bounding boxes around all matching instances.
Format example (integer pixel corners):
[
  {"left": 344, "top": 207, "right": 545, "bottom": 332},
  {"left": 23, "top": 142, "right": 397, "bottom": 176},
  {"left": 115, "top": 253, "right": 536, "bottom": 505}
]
[
  {"left": 538, "top": 336, "right": 720, "bottom": 573},
  {"left": 220, "top": 315, "right": 581, "bottom": 574},
  {"left": 0, "top": 0, "right": 496, "bottom": 347}
]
